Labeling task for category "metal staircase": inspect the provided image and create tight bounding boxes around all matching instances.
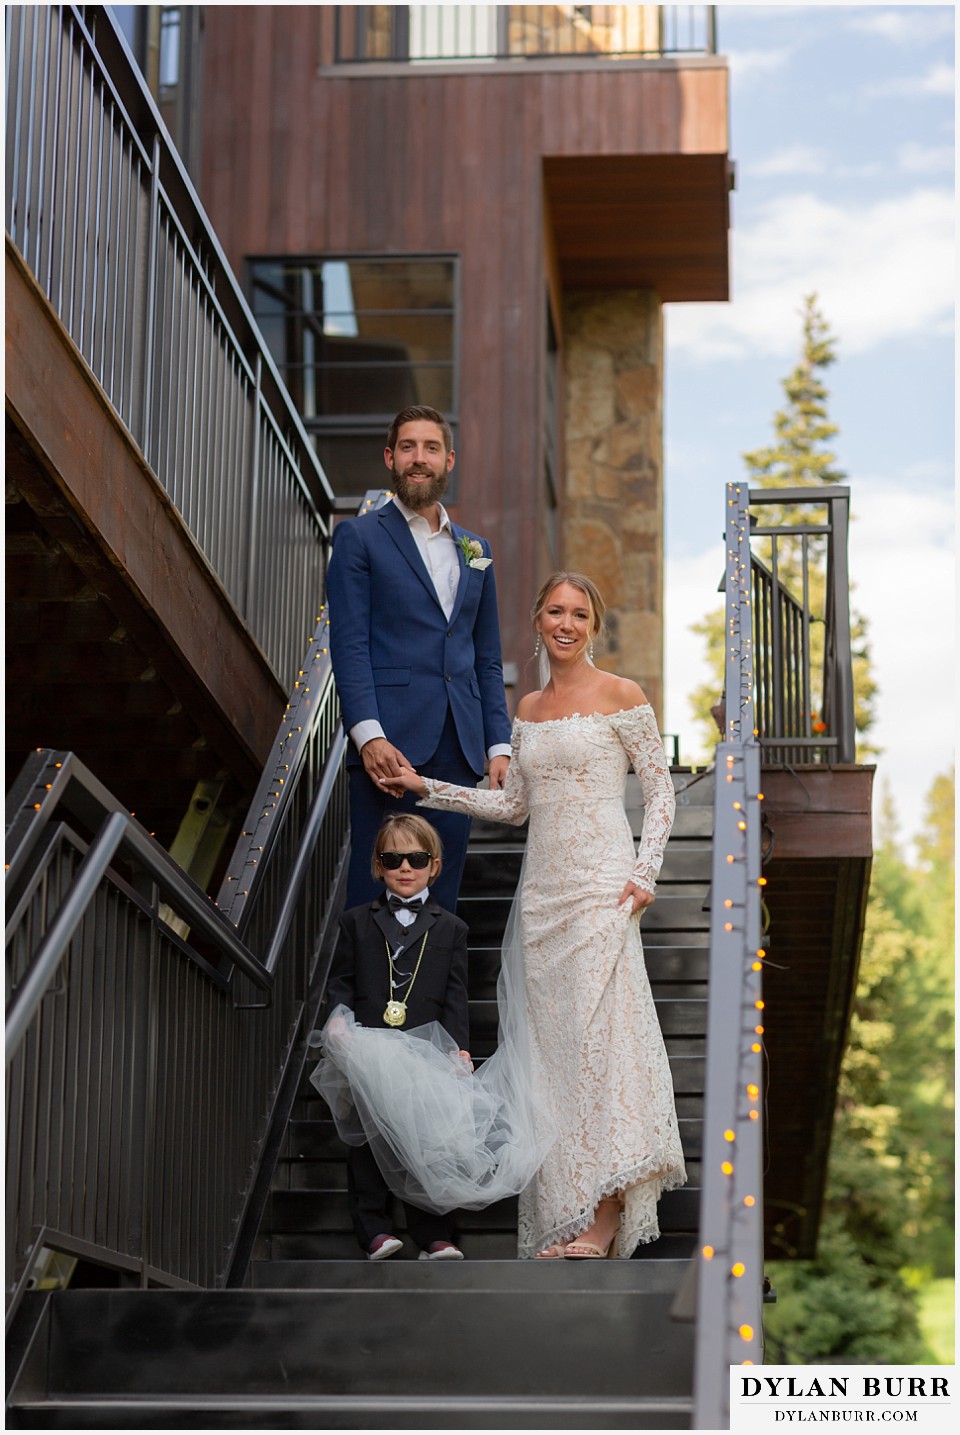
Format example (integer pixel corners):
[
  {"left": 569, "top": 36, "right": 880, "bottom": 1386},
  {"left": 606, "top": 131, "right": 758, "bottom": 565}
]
[{"left": 7, "top": 772, "right": 714, "bottom": 1429}]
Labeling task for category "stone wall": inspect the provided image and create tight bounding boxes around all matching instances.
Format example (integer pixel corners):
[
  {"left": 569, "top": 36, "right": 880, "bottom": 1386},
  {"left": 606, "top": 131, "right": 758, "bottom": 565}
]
[{"left": 562, "top": 289, "right": 664, "bottom": 719}]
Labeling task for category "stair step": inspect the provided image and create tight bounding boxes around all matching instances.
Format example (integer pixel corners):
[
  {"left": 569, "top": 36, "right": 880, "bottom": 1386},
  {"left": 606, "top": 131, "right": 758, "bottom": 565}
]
[
  {"left": 10, "top": 1393, "right": 694, "bottom": 1429},
  {"left": 295, "top": 1054, "right": 706, "bottom": 1112},
  {"left": 282, "top": 1116, "right": 702, "bottom": 1164},
  {"left": 248, "top": 1256, "right": 693, "bottom": 1291},
  {"left": 628, "top": 803, "right": 712, "bottom": 839},
  {"left": 463, "top": 945, "right": 711, "bottom": 995},
  {"left": 16, "top": 1287, "right": 695, "bottom": 1403},
  {"left": 262, "top": 1186, "right": 701, "bottom": 1235},
  {"left": 259, "top": 1230, "right": 699, "bottom": 1262},
  {"left": 464, "top": 997, "right": 707, "bottom": 1042},
  {"left": 457, "top": 890, "right": 709, "bottom": 942}
]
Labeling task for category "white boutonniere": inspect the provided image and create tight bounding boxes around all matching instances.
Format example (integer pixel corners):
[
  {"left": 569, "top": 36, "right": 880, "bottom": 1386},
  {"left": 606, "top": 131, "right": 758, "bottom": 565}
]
[{"left": 458, "top": 534, "right": 492, "bottom": 571}]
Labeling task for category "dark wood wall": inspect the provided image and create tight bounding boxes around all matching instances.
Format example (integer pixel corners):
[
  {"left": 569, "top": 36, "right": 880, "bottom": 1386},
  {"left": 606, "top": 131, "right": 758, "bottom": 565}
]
[{"left": 197, "top": 5, "right": 728, "bottom": 683}]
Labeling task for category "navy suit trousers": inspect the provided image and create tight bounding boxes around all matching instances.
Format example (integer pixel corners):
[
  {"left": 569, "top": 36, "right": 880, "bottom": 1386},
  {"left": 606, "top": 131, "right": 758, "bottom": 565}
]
[{"left": 346, "top": 704, "right": 478, "bottom": 913}]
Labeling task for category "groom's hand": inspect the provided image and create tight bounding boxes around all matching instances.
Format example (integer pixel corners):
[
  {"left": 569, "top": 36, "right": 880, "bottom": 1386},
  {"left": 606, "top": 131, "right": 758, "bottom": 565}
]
[
  {"left": 488, "top": 755, "right": 510, "bottom": 789},
  {"left": 361, "top": 737, "right": 414, "bottom": 785}
]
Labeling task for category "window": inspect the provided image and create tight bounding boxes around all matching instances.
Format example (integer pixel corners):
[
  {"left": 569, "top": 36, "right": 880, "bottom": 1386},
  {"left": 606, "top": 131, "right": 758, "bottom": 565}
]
[{"left": 249, "top": 255, "right": 459, "bottom": 498}]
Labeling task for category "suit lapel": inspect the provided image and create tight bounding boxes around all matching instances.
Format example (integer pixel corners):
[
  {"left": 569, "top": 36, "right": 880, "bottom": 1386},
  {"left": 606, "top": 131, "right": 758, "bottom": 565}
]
[
  {"left": 447, "top": 522, "right": 473, "bottom": 628},
  {"left": 372, "top": 897, "right": 438, "bottom": 960},
  {"left": 377, "top": 501, "right": 443, "bottom": 610}
]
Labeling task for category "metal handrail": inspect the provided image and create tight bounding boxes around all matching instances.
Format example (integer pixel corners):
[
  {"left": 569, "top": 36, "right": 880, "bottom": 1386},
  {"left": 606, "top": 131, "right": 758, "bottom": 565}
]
[
  {"left": 4, "top": 802, "right": 270, "bottom": 1059},
  {"left": 5, "top": 640, "right": 349, "bottom": 1310},
  {"left": 5, "top": 4, "right": 335, "bottom": 689},
  {"left": 335, "top": 4, "right": 718, "bottom": 63},
  {"left": 693, "top": 483, "right": 765, "bottom": 1426}
]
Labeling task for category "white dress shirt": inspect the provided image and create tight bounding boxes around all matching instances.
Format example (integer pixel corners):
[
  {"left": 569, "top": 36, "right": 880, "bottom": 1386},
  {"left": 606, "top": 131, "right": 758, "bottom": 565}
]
[
  {"left": 389, "top": 888, "right": 429, "bottom": 927},
  {"left": 350, "top": 496, "right": 512, "bottom": 762}
]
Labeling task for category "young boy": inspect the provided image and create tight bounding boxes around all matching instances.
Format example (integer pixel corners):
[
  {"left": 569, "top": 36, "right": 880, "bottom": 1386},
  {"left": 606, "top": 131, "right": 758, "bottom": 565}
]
[{"left": 323, "top": 813, "right": 471, "bottom": 1261}]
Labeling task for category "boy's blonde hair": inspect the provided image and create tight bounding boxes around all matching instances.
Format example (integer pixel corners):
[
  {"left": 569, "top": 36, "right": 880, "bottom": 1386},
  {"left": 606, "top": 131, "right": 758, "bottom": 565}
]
[{"left": 371, "top": 813, "right": 443, "bottom": 878}]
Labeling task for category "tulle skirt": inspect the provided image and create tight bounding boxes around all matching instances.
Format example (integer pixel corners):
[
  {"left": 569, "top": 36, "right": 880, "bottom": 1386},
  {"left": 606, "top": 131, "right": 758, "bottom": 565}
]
[{"left": 311, "top": 1006, "right": 554, "bottom": 1213}]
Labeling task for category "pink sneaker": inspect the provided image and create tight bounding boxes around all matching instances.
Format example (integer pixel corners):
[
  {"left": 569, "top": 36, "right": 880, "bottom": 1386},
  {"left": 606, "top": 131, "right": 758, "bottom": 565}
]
[
  {"left": 418, "top": 1241, "right": 464, "bottom": 1261},
  {"left": 367, "top": 1234, "right": 403, "bottom": 1261}
]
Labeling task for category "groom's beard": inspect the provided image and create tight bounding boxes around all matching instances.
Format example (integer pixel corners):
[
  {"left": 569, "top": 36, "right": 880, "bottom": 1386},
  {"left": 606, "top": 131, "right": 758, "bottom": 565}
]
[{"left": 391, "top": 464, "right": 449, "bottom": 510}]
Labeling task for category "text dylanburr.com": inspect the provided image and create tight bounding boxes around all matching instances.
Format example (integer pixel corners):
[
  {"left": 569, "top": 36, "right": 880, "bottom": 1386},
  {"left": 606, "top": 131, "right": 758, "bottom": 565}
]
[{"left": 730, "top": 1367, "right": 956, "bottom": 1433}]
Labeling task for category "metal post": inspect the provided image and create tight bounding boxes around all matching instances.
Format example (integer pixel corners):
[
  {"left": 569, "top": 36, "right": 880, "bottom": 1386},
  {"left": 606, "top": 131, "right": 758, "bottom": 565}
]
[
  {"left": 138, "top": 134, "right": 161, "bottom": 457},
  {"left": 828, "top": 493, "right": 855, "bottom": 763}
]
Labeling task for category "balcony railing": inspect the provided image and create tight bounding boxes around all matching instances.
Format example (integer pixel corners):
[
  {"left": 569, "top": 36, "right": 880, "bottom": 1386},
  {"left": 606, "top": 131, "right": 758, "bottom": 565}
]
[
  {"left": 335, "top": 5, "right": 717, "bottom": 64},
  {"left": 5, "top": 5, "right": 334, "bottom": 691},
  {"left": 746, "top": 488, "right": 855, "bottom": 765}
]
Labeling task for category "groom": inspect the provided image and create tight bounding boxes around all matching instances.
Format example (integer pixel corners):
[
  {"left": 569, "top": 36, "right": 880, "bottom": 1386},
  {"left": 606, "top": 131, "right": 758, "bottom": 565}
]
[{"left": 326, "top": 406, "right": 512, "bottom": 913}]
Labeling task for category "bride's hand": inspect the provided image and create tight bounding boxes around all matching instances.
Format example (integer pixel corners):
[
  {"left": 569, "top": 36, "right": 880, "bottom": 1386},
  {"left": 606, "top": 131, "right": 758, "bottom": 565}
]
[
  {"left": 617, "top": 881, "right": 655, "bottom": 916},
  {"left": 379, "top": 767, "right": 428, "bottom": 797}
]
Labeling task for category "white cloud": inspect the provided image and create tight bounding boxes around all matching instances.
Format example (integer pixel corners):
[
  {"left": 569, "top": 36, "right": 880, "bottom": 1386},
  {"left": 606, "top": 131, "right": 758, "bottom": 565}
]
[
  {"left": 865, "top": 62, "right": 955, "bottom": 98},
  {"left": 846, "top": 9, "right": 956, "bottom": 47},
  {"left": 665, "top": 480, "right": 955, "bottom": 850},
  {"left": 896, "top": 141, "right": 955, "bottom": 174},
  {"left": 752, "top": 144, "right": 826, "bottom": 177},
  {"left": 667, "top": 188, "right": 954, "bottom": 361},
  {"left": 847, "top": 479, "right": 955, "bottom": 848},
  {"left": 725, "top": 45, "right": 794, "bottom": 81}
]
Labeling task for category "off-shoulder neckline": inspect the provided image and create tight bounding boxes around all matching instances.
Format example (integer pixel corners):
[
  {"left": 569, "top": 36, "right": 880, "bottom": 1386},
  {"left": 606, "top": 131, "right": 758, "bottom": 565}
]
[{"left": 514, "top": 702, "right": 653, "bottom": 729}]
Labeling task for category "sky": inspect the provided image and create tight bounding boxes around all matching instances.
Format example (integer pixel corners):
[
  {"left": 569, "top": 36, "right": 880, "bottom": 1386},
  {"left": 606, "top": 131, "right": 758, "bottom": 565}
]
[{"left": 661, "top": 1, "right": 955, "bottom": 854}]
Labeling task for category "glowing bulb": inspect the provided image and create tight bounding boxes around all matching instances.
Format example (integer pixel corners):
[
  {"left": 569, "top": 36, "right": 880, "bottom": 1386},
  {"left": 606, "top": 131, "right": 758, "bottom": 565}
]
[
  {"left": 724, "top": 1129, "right": 735, "bottom": 1143},
  {"left": 732, "top": 1263, "right": 745, "bottom": 1277},
  {"left": 744, "top": 1195, "right": 756, "bottom": 1207},
  {"left": 740, "top": 1325, "right": 754, "bottom": 1341},
  {"left": 702, "top": 1245, "right": 715, "bottom": 1260},
  {"left": 721, "top": 1161, "right": 734, "bottom": 1176}
]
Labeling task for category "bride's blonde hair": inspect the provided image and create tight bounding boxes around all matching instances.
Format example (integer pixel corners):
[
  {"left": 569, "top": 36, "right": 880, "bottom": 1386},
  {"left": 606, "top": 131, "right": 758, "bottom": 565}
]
[{"left": 532, "top": 571, "right": 606, "bottom": 641}]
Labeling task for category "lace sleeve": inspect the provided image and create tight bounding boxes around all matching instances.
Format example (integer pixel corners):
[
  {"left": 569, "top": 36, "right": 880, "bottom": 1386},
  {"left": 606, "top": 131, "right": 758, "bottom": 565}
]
[
  {"left": 418, "top": 724, "right": 529, "bottom": 826},
  {"left": 611, "top": 706, "right": 676, "bottom": 896}
]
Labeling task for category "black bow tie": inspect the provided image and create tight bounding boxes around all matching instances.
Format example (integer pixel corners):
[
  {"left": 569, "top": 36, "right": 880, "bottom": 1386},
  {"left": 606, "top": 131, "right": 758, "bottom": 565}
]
[{"left": 387, "top": 895, "right": 422, "bottom": 914}]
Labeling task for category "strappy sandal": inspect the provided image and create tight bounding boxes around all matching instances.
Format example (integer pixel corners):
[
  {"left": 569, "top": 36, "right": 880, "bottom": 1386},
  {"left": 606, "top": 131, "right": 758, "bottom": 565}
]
[
  {"left": 563, "top": 1238, "right": 614, "bottom": 1260},
  {"left": 534, "top": 1244, "right": 568, "bottom": 1259}
]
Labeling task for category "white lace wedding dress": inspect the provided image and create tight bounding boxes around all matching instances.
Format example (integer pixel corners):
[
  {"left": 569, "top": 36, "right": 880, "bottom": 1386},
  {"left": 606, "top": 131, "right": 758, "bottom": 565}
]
[{"left": 420, "top": 703, "right": 686, "bottom": 1258}]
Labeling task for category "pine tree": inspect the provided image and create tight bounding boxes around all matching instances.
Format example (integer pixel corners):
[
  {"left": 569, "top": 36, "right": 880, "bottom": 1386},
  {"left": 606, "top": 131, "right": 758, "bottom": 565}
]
[
  {"left": 764, "top": 772, "right": 956, "bottom": 1361},
  {"left": 689, "top": 295, "right": 877, "bottom": 757}
]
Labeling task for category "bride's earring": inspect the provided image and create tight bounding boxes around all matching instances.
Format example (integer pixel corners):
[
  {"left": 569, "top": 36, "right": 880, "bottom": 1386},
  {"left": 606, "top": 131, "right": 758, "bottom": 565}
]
[
  {"left": 588, "top": 639, "right": 595, "bottom": 660},
  {"left": 533, "top": 634, "right": 541, "bottom": 658}
]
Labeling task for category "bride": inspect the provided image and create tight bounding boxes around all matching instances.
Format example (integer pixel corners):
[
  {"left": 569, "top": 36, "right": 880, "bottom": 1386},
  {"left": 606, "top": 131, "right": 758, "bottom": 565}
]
[{"left": 377, "top": 570, "right": 686, "bottom": 1259}]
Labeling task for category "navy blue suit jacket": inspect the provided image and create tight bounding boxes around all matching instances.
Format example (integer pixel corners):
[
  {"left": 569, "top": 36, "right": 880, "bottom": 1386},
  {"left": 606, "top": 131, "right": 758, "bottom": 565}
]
[{"left": 326, "top": 499, "right": 511, "bottom": 775}]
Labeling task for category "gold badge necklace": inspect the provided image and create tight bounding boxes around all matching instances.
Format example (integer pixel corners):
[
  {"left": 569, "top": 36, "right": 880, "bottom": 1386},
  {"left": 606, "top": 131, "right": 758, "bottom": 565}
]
[{"left": 383, "top": 930, "right": 429, "bottom": 1027}]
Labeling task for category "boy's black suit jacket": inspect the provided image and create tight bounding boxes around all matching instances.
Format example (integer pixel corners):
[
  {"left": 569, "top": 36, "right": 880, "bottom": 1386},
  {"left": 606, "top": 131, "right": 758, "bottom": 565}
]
[{"left": 325, "top": 895, "right": 470, "bottom": 1049}]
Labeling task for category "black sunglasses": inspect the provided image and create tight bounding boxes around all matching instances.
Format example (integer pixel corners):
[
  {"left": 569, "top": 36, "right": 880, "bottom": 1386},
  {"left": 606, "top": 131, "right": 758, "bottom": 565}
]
[{"left": 378, "top": 850, "right": 433, "bottom": 870}]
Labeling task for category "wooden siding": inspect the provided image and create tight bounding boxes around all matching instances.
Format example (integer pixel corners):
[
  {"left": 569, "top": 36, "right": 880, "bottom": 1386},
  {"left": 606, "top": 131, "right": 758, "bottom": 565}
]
[{"left": 198, "top": 7, "right": 729, "bottom": 682}]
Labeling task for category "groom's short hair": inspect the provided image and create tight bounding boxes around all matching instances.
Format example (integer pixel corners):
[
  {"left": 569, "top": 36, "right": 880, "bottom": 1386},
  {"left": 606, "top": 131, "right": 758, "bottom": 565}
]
[{"left": 386, "top": 406, "right": 453, "bottom": 455}]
